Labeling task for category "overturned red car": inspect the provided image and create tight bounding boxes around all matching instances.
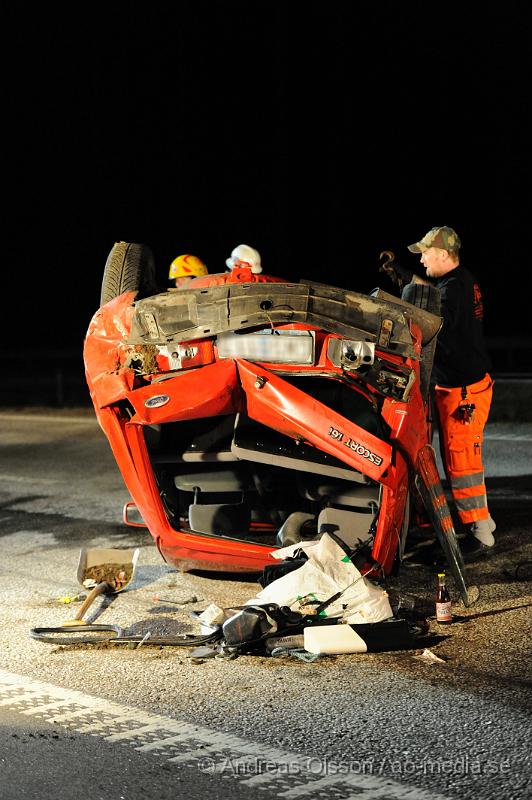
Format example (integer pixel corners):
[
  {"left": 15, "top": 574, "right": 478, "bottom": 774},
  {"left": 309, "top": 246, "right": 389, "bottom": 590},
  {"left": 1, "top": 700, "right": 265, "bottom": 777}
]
[{"left": 83, "top": 242, "right": 474, "bottom": 605}]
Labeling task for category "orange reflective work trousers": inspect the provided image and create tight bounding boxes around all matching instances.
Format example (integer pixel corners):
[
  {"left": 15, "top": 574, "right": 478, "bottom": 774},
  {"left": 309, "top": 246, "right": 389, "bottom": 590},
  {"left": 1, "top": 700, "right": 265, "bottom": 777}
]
[{"left": 434, "top": 373, "right": 493, "bottom": 525}]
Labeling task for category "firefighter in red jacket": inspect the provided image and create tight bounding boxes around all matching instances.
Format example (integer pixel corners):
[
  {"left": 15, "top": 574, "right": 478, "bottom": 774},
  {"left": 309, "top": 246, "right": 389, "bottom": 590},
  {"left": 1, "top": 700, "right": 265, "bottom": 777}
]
[{"left": 387, "top": 227, "right": 496, "bottom": 560}]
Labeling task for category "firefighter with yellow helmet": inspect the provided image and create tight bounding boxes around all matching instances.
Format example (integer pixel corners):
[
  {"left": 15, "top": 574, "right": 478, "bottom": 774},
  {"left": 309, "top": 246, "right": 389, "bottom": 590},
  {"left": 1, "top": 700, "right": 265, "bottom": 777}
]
[{"left": 169, "top": 254, "right": 208, "bottom": 288}]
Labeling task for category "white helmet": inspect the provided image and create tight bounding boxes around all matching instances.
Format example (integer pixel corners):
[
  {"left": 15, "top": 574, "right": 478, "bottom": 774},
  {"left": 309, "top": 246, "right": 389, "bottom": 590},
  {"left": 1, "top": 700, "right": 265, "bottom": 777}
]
[{"left": 225, "top": 244, "right": 262, "bottom": 274}]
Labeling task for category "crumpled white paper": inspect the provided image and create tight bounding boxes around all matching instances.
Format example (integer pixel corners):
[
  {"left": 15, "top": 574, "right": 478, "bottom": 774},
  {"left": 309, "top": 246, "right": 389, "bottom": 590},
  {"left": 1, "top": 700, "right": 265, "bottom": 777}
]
[
  {"left": 414, "top": 648, "right": 447, "bottom": 664},
  {"left": 250, "top": 533, "right": 392, "bottom": 624},
  {"left": 342, "top": 580, "right": 394, "bottom": 624},
  {"left": 271, "top": 540, "right": 321, "bottom": 560}
]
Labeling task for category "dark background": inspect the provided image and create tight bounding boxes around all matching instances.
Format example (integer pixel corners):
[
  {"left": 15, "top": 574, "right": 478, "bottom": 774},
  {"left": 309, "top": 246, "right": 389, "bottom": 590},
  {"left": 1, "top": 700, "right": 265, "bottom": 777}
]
[{"left": 5, "top": 1, "right": 529, "bottom": 358}]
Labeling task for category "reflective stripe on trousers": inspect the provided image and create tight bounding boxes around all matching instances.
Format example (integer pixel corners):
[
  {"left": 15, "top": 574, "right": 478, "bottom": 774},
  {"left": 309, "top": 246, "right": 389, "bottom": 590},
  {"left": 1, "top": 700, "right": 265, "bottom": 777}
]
[{"left": 434, "top": 373, "right": 493, "bottom": 525}]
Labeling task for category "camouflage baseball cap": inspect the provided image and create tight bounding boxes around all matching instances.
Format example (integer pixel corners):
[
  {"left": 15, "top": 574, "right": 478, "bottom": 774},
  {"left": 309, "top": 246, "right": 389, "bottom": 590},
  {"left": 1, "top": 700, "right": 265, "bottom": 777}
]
[{"left": 408, "top": 226, "right": 461, "bottom": 253}]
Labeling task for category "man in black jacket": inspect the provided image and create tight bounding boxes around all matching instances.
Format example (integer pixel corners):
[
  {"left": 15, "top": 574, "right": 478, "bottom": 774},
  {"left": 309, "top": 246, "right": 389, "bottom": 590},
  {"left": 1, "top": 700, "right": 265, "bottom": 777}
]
[{"left": 405, "top": 226, "right": 496, "bottom": 560}]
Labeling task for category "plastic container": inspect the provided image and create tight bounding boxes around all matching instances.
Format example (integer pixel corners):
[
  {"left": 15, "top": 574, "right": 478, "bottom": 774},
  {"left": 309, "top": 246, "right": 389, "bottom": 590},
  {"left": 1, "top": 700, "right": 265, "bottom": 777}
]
[{"left": 304, "top": 624, "right": 368, "bottom": 654}]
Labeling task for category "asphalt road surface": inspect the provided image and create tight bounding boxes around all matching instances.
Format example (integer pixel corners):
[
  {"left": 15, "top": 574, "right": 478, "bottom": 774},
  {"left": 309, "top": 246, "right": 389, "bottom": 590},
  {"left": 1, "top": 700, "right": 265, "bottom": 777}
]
[{"left": 0, "top": 410, "right": 531, "bottom": 800}]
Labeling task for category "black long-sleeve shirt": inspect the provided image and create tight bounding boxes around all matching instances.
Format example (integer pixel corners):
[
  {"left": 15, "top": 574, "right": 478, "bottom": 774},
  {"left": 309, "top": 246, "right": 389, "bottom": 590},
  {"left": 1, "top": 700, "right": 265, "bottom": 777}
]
[{"left": 432, "top": 265, "right": 492, "bottom": 387}]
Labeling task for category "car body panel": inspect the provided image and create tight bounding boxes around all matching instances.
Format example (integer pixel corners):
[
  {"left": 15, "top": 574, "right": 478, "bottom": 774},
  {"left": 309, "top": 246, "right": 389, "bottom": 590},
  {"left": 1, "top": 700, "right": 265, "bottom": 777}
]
[{"left": 84, "top": 269, "right": 472, "bottom": 598}]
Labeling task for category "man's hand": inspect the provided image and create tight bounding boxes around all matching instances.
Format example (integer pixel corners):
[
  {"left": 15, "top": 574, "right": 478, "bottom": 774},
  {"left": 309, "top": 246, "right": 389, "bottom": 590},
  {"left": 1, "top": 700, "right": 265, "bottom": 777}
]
[{"left": 379, "top": 250, "right": 414, "bottom": 290}]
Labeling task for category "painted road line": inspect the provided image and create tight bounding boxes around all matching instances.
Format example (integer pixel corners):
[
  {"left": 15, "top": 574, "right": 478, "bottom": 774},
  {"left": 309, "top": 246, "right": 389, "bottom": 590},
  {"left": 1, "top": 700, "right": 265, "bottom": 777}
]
[
  {"left": 136, "top": 723, "right": 214, "bottom": 753},
  {"left": 0, "top": 687, "right": 55, "bottom": 706},
  {"left": 0, "top": 669, "right": 449, "bottom": 800},
  {"left": 20, "top": 699, "right": 91, "bottom": 716}
]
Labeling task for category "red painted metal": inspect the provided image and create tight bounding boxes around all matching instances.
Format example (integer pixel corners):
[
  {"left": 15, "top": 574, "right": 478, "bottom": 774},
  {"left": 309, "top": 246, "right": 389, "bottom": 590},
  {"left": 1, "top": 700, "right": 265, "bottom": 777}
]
[{"left": 83, "top": 274, "right": 433, "bottom": 575}]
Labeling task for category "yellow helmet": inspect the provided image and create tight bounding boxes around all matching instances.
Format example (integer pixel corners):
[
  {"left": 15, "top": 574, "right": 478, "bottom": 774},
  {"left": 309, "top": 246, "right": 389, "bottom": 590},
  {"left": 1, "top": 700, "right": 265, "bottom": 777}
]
[{"left": 169, "top": 254, "right": 208, "bottom": 280}]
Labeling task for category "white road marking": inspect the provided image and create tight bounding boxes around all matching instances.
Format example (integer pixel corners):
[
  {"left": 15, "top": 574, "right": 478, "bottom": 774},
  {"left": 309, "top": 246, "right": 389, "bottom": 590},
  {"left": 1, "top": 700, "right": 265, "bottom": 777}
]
[
  {"left": 0, "top": 687, "right": 50, "bottom": 706},
  {"left": 20, "top": 699, "right": 88, "bottom": 716},
  {"left": 136, "top": 723, "right": 212, "bottom": 752},
  {"left": 0, "top": 668, "right": 449, "bottom": 800}
]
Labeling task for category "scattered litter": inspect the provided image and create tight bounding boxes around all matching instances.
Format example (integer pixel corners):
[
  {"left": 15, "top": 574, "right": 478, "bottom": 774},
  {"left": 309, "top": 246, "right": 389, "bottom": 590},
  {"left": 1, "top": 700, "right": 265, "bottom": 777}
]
[
  {"left": 296, "top": 594, "right": 321, "bottom": 615},
  {"left": 196, "top": 603, "right": 227, "bottom": 628},
  {"left": 30, "top": 537, "right": 432, "bottom": 659},
  {"left": 387, "top": 590, "right": 418, "bottom": 613},
  {"left": 271, "top": 540, "right": 321, "bottom": 560},
  {"left": 56, "top": 594, "right": 86, "bottom": 605},
  {"left": 215, "top": 647, "right": 239, "bottom": 661},
  {"left": 83, "top": 564, "right": 132, "bottom": 591},
  {"left": 270, "top": 648, "right": 321, "bottom": 662},
  {"left": 136, "top": 631, "right": 151, "bottom": 649},
  {"left": 187, "top": 645, "right": 218, "bottom": 659},
  {"left": 414, "top": 648, "right": 447, "bottom": 664},
  {"left": 466, "top": 585, "right": 480, "bottom": 605},
  {"left": 265, "top": 634, "right": 305, "bottom": 653},
  {"left": 152, "top": 594, "right": 198, "bottom": 605}
]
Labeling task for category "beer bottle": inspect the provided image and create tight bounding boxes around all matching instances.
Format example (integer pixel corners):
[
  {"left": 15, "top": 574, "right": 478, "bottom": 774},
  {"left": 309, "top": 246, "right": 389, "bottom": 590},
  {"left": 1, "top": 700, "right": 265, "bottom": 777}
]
[{"left": 436, "top": 572, "right": 452, "bottom": 624}]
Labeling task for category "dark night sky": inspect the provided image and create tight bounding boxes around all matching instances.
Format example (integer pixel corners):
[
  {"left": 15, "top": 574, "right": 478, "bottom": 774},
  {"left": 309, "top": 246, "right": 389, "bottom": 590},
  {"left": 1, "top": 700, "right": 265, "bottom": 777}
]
[{"left": 5, "top": 1, "right": 530, "bottom": 349}]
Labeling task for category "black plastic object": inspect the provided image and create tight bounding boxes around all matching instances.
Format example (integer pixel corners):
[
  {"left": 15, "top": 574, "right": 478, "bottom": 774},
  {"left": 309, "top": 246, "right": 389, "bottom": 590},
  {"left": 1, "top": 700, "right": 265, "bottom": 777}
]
[
  {"left": 264, "top": 634, "right": 305, "bottom": 653},
  {"left": 221, "top": 603, "right": 340, "bottom": 649},
  {"left": 350, "top": 619, "right": 414, "bottom": 652},
  {"left": 29, "top": 624, "right": 125, "bottom": 645},
  {"left": 259, "top": 557, "right": 308, "bottom": 589},
  {"left": 222, "top": 604, "right": 281, "bottom": 646},
  {"left": 28, "top": 625, "right": 222, "bottom": 647}
]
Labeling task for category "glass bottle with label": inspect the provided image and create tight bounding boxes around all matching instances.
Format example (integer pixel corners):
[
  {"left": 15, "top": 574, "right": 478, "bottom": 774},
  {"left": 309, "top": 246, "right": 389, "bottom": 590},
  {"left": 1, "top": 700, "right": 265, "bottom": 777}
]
[{"left": 436, "top": 572, "right": 452, "bottom": 624}]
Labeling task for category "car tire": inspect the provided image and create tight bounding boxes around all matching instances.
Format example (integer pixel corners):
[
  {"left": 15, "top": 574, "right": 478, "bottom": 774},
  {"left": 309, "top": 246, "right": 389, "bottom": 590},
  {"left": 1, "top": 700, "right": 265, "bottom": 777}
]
[
  {"left": 100, "top": 241, "right": 158, "bottom": 306},
  {"left": 400, "top": 282, "right": 441, "bottom": 316}
]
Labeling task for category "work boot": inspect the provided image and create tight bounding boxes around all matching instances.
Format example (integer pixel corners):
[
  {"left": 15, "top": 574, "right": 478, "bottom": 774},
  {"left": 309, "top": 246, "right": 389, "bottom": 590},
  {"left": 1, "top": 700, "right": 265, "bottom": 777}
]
[
  {"left": 460, "top": 530, "right": 496, "bottom": 563},
  {"left": 469, "top": 518, "right": 496, "bottom": 547}
]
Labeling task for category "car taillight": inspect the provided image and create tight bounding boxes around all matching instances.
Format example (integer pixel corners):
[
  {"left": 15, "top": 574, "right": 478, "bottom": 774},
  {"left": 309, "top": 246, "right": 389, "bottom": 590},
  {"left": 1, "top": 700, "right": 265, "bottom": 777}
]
[
  {"left": 327, "top": 338, "right": 375, "bottom": 370},
  {"left": 156, "top": 339, "right": 215, "bottom": 371}
]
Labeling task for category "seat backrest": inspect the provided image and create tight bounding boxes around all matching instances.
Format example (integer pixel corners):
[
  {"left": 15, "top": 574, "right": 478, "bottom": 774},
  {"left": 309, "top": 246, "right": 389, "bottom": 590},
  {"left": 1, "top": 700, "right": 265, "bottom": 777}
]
[
  {"left": 174, "top": 467, "right": 253, "bottom": 493},
  {"left": 318, "top": 507, "right": 375, "bottom": 550}
]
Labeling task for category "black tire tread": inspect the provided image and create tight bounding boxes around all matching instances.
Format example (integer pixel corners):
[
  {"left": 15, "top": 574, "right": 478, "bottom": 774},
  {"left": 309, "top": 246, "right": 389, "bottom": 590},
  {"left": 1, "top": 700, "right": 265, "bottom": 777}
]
[{"left": 100, "top": 241, "right": 157, "bottom": 306}]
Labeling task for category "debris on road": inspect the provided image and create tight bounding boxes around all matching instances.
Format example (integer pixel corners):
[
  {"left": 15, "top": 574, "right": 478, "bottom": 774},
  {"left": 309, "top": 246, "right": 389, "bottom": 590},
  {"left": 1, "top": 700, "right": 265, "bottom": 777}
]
[
  {"left": 83, "top": 564, "right": 132, "bottom": 590},
  {"left": 55, "top": 594, "right": 86, "bottom": 605},
  {"left": 414, "top": 648, "right": 447, "bottom": 664},
  {"left": 152, "top": 594, "right": 198, "bottom": 606},
  {"left": 29, "top": 533, "right": 431, "bottom": 659}
]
